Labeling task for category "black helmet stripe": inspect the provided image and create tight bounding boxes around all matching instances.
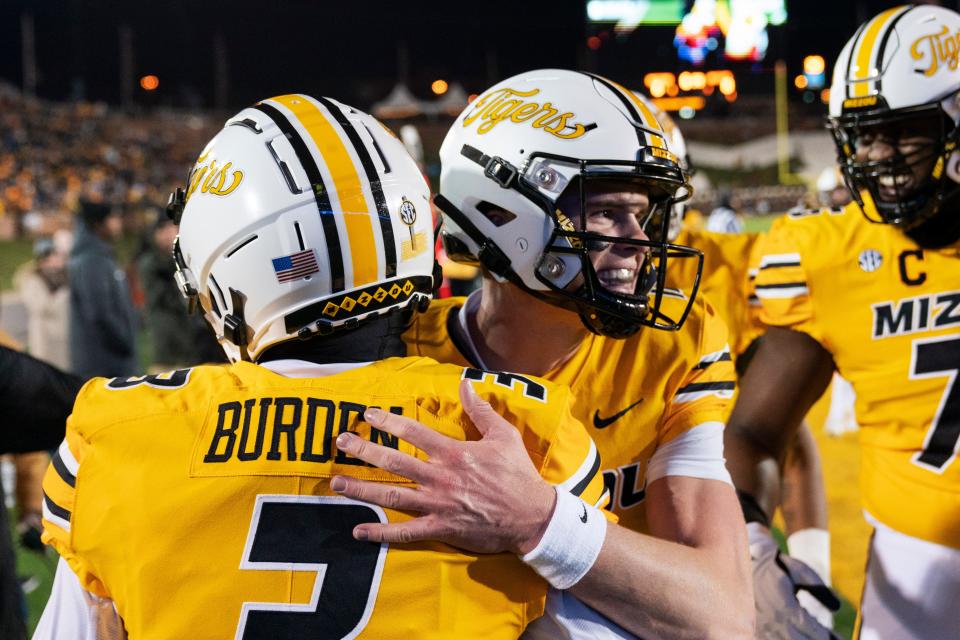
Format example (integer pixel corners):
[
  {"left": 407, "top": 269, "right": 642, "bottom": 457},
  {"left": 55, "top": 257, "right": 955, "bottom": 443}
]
[
  {"left": 315, "top": 97, "right": 398, "bottom": 279},
  {"left": 875, "top": 5, "right": 917, "bottom": 94},
  {"left": 581, "top": 71, "right": 647, "bottom": 148},
  {"left": 253, "top": 102, "right": 346, "bottom": 293}
]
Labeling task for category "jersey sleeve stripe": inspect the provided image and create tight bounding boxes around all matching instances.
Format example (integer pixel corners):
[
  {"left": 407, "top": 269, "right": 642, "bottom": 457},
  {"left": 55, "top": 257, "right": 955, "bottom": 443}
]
[
  {"left": 56, "top": 440, "right": 80, "bottom": 477},
  {"left": 51, "top": 449, "right": 77, "bottom": 489},
  {"left": 759, "top": 253, "right": 802, "bottom": 269},
  {"left": 694, "top": 347, "right": 732, "bottom": 370},
  {"left": 674, "top": 381, "right": 736, "bottom": 404},
  {"left": 755, "top": 283, "right": 810, "bottom": 299},
  {"left": 42, "top": 492, "right": 71, "bottom": 531},
  {"left": 556, "top": 439, "right": 601, "bottom": 497}
]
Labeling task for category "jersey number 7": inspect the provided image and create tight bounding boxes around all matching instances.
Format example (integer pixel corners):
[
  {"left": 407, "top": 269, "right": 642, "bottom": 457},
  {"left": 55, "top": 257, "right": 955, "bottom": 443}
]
[
  {"left": 236, "top": 495, "right": 387, "bottom": 640},
  {"left": 911, "top": 336, "right": 960, "bottom": 473}
]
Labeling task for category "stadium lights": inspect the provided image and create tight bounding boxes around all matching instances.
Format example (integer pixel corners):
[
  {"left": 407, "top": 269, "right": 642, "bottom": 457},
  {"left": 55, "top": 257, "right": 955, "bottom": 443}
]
[
  {"left": 717, "top": 74, "right": 736, "bottom": 98},
  {"left": 140, "top": 75, "right": 159, "bottom": 91},
  {"left": 431, "top": 79, "right": 449, "bottom": 96},
  {"left": 803, "top": 54, "right": 826, "bottom": 90},
  {"left": 651, "top": 96, "right": 706, "bottom": 113},
  {"left": 803, "top": 55, "right": 826, "bottom": 75},
  {"left": 643, "top": 70, "right": 736, "bottom": 103}
]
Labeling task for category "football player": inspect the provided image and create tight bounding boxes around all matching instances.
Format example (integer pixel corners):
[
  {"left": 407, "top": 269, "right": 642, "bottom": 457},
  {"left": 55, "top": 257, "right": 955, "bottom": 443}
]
[
  {"left": 726, "top": 5, "right": 960, "bottom": 639},
  {"left": 34, "top": 95, "right": 609, "bottom": 639},
  {"left": 329, "top": 69, "right": 754, "bottom": 638}
]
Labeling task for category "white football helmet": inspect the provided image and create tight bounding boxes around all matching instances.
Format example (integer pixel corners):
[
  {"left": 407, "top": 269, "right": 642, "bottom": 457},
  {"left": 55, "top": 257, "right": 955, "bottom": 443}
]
[
  {"left": 828, "top": 4, "right": 960, "bottom": 246},
  {"left": 437, "top": 69, "right": 702, "bottom": 337},
  {"left": 168, "top": 94, "right": 435, "bottom": 362},
  {"left": 640, "top": 95, "right": 692, "bottom": 242}
]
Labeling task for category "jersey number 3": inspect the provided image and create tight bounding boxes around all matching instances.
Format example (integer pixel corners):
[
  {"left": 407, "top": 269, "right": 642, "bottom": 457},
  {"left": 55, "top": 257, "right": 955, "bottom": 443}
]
[
  {"left": 912, "top": 336, "right": 960, "bottom": 473},
  {"left": 236, "top": 495, "right": 388, "bottom": 640}
]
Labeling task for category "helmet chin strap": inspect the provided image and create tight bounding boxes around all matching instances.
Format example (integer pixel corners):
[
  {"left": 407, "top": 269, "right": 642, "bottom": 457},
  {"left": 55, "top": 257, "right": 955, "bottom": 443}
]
[{"left": 905, "top": 187, "right": 960, "bottom": 248}]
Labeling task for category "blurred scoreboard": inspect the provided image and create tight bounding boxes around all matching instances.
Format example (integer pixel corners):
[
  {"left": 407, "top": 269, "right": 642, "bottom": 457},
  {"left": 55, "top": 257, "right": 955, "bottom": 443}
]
[{"left": 587, "top": 0, "right": 787, "bottom": 64}]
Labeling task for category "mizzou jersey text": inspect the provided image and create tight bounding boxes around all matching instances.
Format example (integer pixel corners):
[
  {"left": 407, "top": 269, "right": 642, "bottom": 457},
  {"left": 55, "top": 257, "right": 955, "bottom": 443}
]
[
  {"left": 40, "top": 358, "right": 606, "bottom": 640},
  {"left": 404, "top": 296, "right": 735, "bottom": 533},
  {"left": 672, "top": 228, "right": 765, "bottom": 360},
  {"left": 753, "top": 204, "right": 960, "bottom": 549}
]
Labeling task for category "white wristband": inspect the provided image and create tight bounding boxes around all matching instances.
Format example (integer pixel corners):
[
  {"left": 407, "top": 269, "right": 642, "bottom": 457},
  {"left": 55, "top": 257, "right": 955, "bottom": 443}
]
[
  {"left": 521, "top": 486, "right": 608, "bottom": 590},
  {"left": 787, "top": 528, "right": 831, "bottom": 585}
]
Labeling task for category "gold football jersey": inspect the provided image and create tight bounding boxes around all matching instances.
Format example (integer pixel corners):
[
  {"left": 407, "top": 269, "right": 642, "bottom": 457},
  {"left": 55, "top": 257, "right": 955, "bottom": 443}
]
[
  {"left": 41, "top": 357, "right": 607, "bottom": 640},
  {"left": 753, "top": 204, "right": 960, "bottom": 549},
  {"left": 673, "top": 228, "right": 765, "bottom": 360},
  {"left": 404, "top": 296, "right": 735, "bottom": 534}
]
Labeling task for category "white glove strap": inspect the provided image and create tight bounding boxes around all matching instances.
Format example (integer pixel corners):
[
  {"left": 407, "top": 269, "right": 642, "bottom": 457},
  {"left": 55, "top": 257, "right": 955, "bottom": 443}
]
[
  {"left": 521, "top": 486, "right": 608, "bottom": 590},
  {"left": 787, "top": 528, "right": 831, "bottom": 585}
]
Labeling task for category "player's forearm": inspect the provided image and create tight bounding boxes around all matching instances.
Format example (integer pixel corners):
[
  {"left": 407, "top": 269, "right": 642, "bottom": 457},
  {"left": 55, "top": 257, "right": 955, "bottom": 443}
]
[
  {"left": 570, "top": 524, "right": 754, "bottom": 639},
  {"left": 724, "top": 423, "right": 784, "bottom": 520},
  {"left": 780, "top": 421, "right": 828, "bottom": 532}
]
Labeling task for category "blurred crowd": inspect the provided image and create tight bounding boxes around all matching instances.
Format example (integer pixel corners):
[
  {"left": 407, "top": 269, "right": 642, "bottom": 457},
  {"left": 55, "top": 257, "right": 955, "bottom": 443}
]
[{"left": 0, "top": 84, "right": 219, "bottom": 236}]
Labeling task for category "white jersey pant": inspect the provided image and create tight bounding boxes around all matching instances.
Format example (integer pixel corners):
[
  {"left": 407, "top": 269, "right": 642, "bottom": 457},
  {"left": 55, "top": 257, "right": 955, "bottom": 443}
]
[{"left": 858, "top": 513, "right": 960, "bottom": 640}]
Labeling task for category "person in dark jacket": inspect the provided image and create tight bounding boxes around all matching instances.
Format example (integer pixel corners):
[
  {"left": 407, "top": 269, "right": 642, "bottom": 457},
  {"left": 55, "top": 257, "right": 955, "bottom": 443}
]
[
  {"left": 136, "top": 212, "right": 224, "bottom": 370},
  {"left": 68, "top": 201, "right": 139, "bottom": 378},
  {"left": 0, "top": 345, "right": 84, "bottom": 640}
]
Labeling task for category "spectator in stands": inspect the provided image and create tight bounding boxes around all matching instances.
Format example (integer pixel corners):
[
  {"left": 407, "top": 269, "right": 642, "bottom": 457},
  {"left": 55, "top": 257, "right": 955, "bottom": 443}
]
[
  {"left": 137, "top": 210, "right": 222, "bottom": 371},
  {"left": 14, "top": 237, "right": 70, "bottom": 370},
  {"left": 0, "top": 91, "right": 218, "bottom": 235},
  {"left": 68, "top": 200, "right": 138, "bottom": 378}
]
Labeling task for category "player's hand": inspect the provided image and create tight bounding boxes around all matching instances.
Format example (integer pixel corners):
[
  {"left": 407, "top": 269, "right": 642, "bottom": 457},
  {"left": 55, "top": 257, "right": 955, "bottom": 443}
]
[
  {"left": 748, "top": 523, "right": 841, "bottom": 640},
  {"left": 331, "top": 380, "right": 557, "bottom": 555}
]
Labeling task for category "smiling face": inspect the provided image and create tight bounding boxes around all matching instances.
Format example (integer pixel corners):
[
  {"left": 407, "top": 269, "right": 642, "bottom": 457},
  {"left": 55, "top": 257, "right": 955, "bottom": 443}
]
[
  {"left": 852, "top": 114, "right": 942, "bottom": 203},
  {"left": 556, "top": 180, "right": 653, "bottom": 296}
]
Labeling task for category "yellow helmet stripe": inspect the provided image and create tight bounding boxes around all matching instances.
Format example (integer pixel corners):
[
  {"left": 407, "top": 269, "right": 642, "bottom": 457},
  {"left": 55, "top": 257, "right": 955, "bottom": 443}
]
[
  {"left": 271, "top": 94, "right": 379, "bottom": 288},
  {"left": 607, "top": 79, "right": 666, "bottom": 149},
  {"left": 851, "top": 5, "right": 911, "bottom": 97}
]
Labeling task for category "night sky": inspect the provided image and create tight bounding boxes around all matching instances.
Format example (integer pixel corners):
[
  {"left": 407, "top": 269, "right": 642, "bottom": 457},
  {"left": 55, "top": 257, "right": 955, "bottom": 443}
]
[{"left": 0, "top": 0, "right": 952, "bottom": 111}]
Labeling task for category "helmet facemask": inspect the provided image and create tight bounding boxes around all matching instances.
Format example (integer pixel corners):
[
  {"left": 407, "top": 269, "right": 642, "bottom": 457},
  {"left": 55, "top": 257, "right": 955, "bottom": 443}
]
[
  {"left": 543, "top": 167, "right": 702, "bottom": 337},
  {"left": 828, "top": 99, "right": 960, "bottom": 236},
  {"left": 441, "top": 145, "right": 703, "bottom": 338}
]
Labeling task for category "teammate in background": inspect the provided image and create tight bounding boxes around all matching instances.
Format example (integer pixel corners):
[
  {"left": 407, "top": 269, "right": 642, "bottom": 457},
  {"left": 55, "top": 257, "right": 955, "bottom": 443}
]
[
  {"left": 706, "top": 190, "right": 744, "bottom": 234},
  {"left": 35, "top": 95, "right": 608, "bottom": 639},
  {"left": 816, "top": 166, "right": 852, "bottom": 210},
  {"left": 330, "top": 69, "right": 754, "bottom": 639},
  {"left": 726, "top": 6, "right": 960, "bottom": 638},
  {"left": 815, "top": 167, "right": 861, "bottom": 437},
  {"left": 653, "top": 100, "right": 838, "bottom": 635}
]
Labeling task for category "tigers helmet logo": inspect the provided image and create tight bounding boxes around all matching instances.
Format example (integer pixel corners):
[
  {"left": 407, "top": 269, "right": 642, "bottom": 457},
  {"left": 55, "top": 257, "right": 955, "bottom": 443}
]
[
  {"left": 186, "top": 153, "right": 244, "bottom": 201},
  {"left": 461, "top": 87, "right": 592, "bottom": 139}
]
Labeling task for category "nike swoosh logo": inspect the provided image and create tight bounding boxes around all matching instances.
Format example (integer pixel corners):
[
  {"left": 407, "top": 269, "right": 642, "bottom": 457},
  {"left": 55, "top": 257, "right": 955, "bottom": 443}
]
[
  {"left": 593, "top": 398, "right": 644, "bottom": 429},
  {"left": 579, "top": 503, "right": 588, "bottom": 523}
]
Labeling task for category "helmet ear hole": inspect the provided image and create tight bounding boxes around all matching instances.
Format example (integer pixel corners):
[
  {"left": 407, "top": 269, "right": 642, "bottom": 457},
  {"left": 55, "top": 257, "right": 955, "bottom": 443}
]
[{"left": 476, "top": 201, "right": 516, "bottom": 227}]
